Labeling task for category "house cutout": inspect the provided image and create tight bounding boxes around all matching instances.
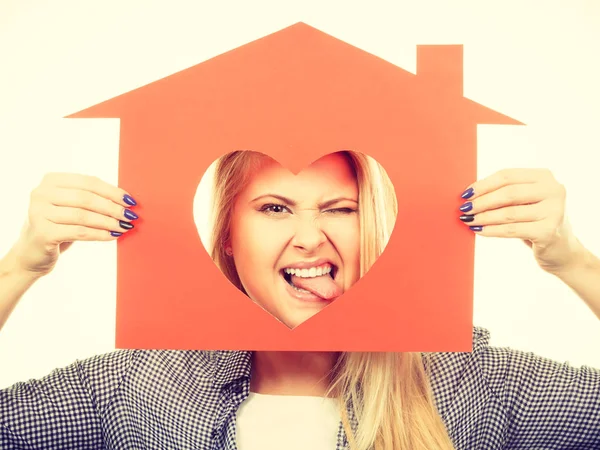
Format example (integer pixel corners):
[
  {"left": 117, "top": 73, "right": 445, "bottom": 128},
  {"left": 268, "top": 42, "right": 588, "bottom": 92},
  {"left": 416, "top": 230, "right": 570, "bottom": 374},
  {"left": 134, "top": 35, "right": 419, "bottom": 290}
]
[{"left": 66, "top": 22, "right": 521, "bottom": 351}]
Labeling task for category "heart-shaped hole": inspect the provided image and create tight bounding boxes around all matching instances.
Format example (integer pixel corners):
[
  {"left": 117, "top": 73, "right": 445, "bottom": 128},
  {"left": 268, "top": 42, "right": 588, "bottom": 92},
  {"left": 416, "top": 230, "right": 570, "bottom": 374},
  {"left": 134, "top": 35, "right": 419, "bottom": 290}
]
[{"left": 194, "top": 150, "right": 397, "bottom": 329}]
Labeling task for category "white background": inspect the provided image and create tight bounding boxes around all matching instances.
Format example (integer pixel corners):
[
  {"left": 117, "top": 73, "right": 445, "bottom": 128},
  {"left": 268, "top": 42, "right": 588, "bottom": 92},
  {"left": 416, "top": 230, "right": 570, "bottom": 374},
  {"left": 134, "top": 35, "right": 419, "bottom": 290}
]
[{"left": 0, "top": 0, "right": 599, "bottom": 388}]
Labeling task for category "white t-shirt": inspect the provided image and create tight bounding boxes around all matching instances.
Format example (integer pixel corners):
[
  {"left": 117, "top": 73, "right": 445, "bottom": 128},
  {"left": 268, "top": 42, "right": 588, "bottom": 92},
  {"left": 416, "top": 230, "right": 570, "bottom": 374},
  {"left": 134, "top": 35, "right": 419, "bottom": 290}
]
[{"left": 235, "top": 392, "right": 341, "bottom": 450}]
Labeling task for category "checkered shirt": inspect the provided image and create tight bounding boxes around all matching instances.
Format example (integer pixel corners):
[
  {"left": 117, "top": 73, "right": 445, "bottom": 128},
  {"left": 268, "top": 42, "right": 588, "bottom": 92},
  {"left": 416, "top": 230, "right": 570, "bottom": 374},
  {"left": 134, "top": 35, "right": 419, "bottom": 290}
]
[{"left": 1, "top": 327, "right": 599, "bottom": 449}]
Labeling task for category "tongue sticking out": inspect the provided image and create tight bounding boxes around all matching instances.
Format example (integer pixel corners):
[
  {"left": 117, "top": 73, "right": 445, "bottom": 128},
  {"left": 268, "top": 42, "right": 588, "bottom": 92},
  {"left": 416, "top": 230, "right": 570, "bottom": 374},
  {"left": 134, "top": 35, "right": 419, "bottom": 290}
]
[{"left": 291, "top": 274, "right": 342, "bottom": 300}]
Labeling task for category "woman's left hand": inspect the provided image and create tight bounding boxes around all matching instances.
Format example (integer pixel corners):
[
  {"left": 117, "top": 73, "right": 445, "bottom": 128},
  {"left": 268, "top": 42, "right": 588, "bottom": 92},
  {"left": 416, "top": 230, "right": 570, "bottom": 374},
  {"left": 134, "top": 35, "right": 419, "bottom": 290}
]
[{"left": 458, "top": 168, "right": 584, "bottom": 275}]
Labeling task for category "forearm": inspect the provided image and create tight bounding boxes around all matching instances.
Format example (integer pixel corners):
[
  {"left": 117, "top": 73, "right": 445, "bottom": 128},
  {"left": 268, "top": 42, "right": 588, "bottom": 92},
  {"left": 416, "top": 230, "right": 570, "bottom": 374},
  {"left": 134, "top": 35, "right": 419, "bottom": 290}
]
[
  {"left": 552, "top": 244, "right": 600, "bottom": 321},
  {"left": 0, "top": 247, "right": 43, "bottom": 332}
]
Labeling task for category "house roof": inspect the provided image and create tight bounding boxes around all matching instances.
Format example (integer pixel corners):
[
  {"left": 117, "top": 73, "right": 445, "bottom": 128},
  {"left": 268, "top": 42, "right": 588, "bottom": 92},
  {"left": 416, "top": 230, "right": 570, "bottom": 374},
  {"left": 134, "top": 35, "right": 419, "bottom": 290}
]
[{"left": 66, "top": 22, "right": 522, "bottom": 126}]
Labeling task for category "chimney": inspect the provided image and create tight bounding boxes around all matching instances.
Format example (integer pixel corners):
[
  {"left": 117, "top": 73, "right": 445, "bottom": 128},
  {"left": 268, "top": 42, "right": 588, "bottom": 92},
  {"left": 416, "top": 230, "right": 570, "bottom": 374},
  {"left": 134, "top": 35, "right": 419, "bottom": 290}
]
[{"left": 416, "top": 45, "right": 463, "bottom": 97}]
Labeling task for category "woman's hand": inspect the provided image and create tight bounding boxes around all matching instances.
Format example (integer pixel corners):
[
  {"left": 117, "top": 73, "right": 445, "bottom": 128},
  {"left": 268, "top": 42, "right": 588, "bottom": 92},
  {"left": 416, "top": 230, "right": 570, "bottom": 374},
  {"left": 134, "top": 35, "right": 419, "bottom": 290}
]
[
  {"left": 10, "top": 173, "right": 138, "bottom": 277},
  {"left": 458, "top": 168, "right": 584, "bottom": 275}
]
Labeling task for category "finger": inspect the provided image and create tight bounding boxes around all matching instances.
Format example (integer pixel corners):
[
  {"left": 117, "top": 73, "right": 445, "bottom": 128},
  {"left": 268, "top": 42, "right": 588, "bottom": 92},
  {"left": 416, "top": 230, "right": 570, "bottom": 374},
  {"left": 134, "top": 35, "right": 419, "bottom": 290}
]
[
  {"left": 43, "top": 222, "right": 124, "bottom": 244},
  {"left": 462, "top": 168, "right": 553, "bottom": 201},
  {"left": 460, "top": 200, "right": 552, "bottom": 226},
  {"left": 44, "top": 204, "right": 135, "bottom": 234},
  {"left": 39, "top": 187, "right": 136, "bottom": 223},
  {"left": 461, "top": 183, "right": 551, "bottom": 216},
  {"left": 41, "top": 172, "right": 136, "bottom": 208},
  {"left": 467, "top": 221, "right": 556, "bottom": 243}
]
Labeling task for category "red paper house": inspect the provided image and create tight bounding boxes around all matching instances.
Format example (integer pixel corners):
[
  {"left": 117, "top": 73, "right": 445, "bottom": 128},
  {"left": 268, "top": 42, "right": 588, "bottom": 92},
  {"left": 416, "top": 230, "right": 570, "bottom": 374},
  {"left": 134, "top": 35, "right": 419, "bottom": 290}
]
[{"left": 67, "top": 22, "right": 521, "bottom": 351}]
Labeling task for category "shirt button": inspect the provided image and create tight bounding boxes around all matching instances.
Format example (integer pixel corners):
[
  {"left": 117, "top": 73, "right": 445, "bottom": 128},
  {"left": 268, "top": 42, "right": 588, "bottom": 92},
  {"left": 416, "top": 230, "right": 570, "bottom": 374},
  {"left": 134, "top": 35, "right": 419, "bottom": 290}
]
[{"left": 231, "top": 384, "right": 244, "bottom": 394}]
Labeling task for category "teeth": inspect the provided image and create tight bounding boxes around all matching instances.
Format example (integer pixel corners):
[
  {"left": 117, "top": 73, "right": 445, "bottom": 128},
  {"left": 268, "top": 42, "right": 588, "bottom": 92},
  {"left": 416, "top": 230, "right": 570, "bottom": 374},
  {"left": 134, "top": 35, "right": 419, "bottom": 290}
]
[
  {"left": 284, "top": 265, "right": 333, "bottom": 278},
  {"left": 291, "top": 284, "right": 311, "bottom": 293}
]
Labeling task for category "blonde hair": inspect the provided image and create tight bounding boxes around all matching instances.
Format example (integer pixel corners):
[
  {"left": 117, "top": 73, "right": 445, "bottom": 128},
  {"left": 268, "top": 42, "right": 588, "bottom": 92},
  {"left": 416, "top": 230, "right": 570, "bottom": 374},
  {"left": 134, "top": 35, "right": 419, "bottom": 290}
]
[{"left": 209, "top": 151, "right": 455, "bottom": 450}]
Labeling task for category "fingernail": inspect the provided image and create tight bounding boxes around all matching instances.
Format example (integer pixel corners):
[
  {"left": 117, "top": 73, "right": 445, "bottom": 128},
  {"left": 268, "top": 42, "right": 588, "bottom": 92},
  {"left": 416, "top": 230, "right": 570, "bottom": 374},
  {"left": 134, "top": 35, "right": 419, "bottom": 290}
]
[
  {"left": 123, "top": 194, "right": 137, "bottom": 206},
  {"left": 470, "top": 226, "right": 483, "bottom": 232},
  {"left": 461, "top": 188, "right": 474, "bottom": 199},
  {"left": 459, "top": 202, "right": 473, "bottom": 212},
  {"left": 124, "top": 209, "right": 139, "bottom": 220},
  {"left": 119, "top": 220, "right": 134, "bottom": 230},
  {"left": 110, "top": 231, "right": 123, "bottom": 237},
  {"left": 459, "top": 215, "right": 475, "bottom": 223}
]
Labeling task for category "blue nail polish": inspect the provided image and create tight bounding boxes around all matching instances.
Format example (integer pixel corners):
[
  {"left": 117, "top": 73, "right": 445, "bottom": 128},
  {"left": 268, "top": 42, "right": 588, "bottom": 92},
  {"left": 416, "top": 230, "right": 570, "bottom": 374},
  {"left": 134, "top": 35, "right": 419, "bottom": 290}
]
[
  {"left": 124, "top": 209, "right": 139, "bottom": 220},
  {"left": 110, "top": 231, "right": 123, "bottom": 237},
  {"left": 459, "top": 202, "right": 473, "bottom": 212},
  {"left": 470, "top": 226, "right": 483, "bottom": 232},
  {"left": 461, "top": 188, "right": 474, "bottom": 199},
  {"left": 123, "top": 194, "right": 137, "bottom": 206}
]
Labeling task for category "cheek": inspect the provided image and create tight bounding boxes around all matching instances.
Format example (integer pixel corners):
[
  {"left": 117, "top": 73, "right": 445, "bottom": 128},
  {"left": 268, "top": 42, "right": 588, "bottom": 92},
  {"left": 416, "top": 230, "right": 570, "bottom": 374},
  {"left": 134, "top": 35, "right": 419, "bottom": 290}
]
[
  {"left": 231, "top": 220, "right": 260, "bottom": 267},
  {"left": 230, "top": 216, "right": 288, "bottom": 275},
  {"left": 322, "top": 217, "right": 360, "bottom": 261},
  {"left": 230, "top": 216, "right": 291, "bottom": 305}
]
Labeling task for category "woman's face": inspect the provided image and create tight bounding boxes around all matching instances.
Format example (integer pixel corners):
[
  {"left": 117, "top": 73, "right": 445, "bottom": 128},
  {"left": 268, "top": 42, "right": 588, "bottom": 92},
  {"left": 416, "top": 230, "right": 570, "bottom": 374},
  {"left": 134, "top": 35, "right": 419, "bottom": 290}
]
[{"left": 228, "top": 153, "right": 360, "bottom": 328}]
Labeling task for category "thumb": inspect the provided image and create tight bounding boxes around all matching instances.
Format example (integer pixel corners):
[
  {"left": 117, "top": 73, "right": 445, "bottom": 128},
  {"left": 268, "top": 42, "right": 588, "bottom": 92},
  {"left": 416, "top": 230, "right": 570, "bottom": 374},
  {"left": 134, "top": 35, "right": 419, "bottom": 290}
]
[{"left": 59, "top": 242, "right": 74, "bottom": 253}]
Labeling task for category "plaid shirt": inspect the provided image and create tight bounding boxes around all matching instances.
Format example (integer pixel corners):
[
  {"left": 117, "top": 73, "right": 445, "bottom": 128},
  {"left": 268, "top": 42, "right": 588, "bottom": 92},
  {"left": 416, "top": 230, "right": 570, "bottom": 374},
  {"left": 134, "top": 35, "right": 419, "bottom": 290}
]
[{"left": 1, "top": 327, "right": 599, "bottom": 449}]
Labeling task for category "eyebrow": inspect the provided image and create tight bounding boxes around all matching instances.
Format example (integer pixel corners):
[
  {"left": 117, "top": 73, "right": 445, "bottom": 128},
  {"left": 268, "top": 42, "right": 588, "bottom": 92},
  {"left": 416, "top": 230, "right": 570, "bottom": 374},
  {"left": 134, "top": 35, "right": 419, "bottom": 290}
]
[{"left": 250, "top": 194, "right": 358, "bottom": 209}]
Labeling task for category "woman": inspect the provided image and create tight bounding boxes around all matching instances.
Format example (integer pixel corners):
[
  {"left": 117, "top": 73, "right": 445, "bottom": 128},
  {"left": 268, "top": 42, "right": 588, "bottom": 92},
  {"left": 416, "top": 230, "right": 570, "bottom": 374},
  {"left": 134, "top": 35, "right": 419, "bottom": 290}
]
[
  {"left": 0, "top": 152, "right": 599, "bottom": 449},
  {"left": 207, "top": 150, "right": 393, "bottom": 329}
]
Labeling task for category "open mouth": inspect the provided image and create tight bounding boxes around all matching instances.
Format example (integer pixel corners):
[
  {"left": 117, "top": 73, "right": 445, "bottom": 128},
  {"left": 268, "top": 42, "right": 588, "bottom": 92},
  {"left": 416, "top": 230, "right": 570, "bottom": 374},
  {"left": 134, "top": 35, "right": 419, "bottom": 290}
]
[
  {"left": 280, "top": 263, "right": 340, "bottom": 300},
  {"left": 282, "top": 264, "right": 336, "bottom": 285}
]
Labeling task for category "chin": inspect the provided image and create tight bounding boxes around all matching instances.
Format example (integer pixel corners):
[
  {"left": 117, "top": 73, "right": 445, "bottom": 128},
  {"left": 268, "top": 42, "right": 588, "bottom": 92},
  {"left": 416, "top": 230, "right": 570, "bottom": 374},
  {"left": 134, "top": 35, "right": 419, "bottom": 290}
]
[
  {"left": 285, "top": 311, "right": 322, "bottom": 329},
  {"left": 248, "top": 289, "right": 328, "bottom": 329}
]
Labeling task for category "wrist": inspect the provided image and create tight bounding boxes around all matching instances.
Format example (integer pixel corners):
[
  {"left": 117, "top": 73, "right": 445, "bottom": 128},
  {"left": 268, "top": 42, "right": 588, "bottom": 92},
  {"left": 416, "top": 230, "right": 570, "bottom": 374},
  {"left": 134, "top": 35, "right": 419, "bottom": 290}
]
[
  {"left": 551, "top": 242, "right": 595, "bottom": 280},
  {"left": 0, "top": 246, "right": 44, "bottom": 332},
  {"left": 0, "top": 247, "right": 45, "bottom": 283}
]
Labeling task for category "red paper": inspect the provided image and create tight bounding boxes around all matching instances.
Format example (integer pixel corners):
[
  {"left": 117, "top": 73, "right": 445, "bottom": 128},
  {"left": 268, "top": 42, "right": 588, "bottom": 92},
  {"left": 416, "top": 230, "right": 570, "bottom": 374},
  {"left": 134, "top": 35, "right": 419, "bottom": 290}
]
[{"left": 66, "top": 22, "right": 522, "bottom": 351}]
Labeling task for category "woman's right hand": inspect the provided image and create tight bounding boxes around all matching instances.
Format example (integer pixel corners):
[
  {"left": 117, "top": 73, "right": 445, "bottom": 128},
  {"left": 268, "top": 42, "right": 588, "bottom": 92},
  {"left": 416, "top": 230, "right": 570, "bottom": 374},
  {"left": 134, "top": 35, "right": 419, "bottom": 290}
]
[{"left": 10, "top": 173, "right": 138, "bottom": 278}]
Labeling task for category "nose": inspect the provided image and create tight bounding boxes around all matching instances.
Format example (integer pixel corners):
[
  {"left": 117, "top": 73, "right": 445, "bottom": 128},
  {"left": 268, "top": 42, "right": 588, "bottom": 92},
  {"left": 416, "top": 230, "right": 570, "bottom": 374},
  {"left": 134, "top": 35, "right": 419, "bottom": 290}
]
[{"left": 291, "top": 214, "right": 327, "bottom": 253}]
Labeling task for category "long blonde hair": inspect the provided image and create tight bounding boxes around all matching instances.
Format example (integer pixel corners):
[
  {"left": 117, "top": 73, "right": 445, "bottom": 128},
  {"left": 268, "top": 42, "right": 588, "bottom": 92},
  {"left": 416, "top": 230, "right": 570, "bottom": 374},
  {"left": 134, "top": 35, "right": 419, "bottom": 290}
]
[{"left": 209, "top": 151, "right": 455, "bottom": 450}]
